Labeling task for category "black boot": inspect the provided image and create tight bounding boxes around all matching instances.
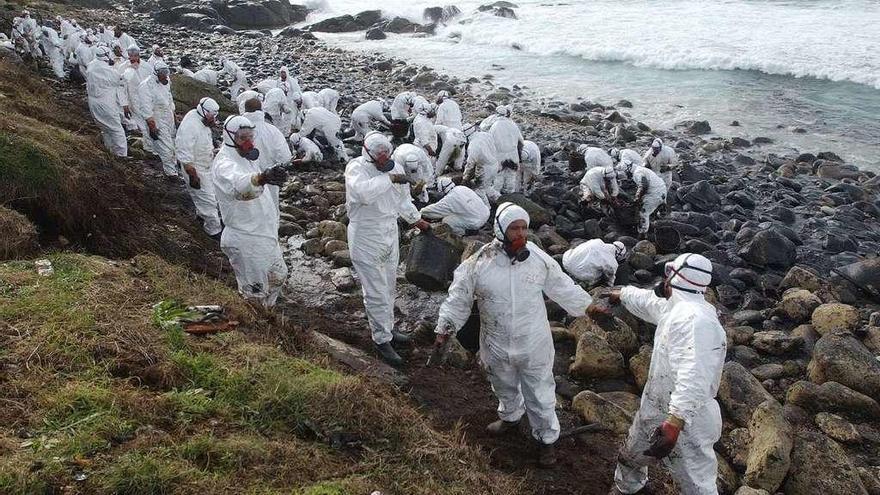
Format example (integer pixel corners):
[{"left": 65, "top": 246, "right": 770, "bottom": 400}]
[
  {"left": 375, "top": 342, "right": 403, "bottom": 366},
  {"left": 486, "top": 419, "right": 520, "bottom": 436},
  {"left": 391, "top": 330, "right": 411, "bottom": 344},
  {"left": 538, "top": 442, "right": 557, "bottom": 468}
]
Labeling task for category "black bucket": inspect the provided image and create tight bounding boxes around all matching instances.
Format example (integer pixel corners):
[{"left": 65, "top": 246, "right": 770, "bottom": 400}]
[
  {"left": 405, "top": 231, "right": 460, "bottom": 291},
  {"left": 390, "top": 119, "right": 411, "bottom": 140},
  {"left": 456, "top": 303, "right": 481, "bottom": 353},
  {"left": 653, "top": 225, "right": 681, "bottom": 254}
]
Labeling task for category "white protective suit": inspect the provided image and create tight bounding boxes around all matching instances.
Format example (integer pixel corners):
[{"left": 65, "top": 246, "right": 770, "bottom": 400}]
[
  {"left": 580, "top": 145, "right": 614, "bottom": 170},
  {"left": 392, "top": 143, "right": 434, "bottom": 203},
  {"left": 464, "top": 131, "right": 500, "bottom": 206},
  {"left": 113, "top": 32, "right": 136, "bottom": 54},
  {"left": 40, "top": 27, "right": 65, "bottom": 78},
  {"left": 289, "top": 133, "right": 323, "bottom": 162},
  {"left": 420, "top": 177, "right": 489, "bottom": 234},
  {"left": 619, "top": 148, "right": 643, "bottom": 169},
  {"left": 517, "top": 140, "right": 541, "bottom": 193},
  {"left": 213, "top": 116, "right": 288, "bottom": 307},
  {"left": 390, "top": 91, "right": 415, "bottom": 120},
  {"left": 73, "top": 38, "right": 95, "bottom": 75},
  {"left": 300, "top": 90, "right": 320, "bottom": 110},
  {"left": 242, "top": 110, "right": 292, "bottom": 215},
  {"left": 146, "top": 45, "right": 164, "bottom": 67},
  {"left": 631, "top": 165, "right": 668, "bottom": 235},
  {"left": 434, "top": 125, "right": 466, "bottom": 175},
  {"left": 489, "top": 115, "right": 523, "bottom": 194},
  {"left": 561, "top": 239, "right": 625, "bottom": 287},
  {"left": 613, "top": 253, "right": 726, "bottom": 495},
  {"left": 121, "top": 56, "right": 154, "bottom": 149},
  {"left": 278, "top": 66, "right": 302, "bottom": 95},
  {"left": 85, "top": 52, "right": 128, "bottom": 157},
  {"left": 137, "top": 66, "right": 177, "bottom": 176},
  {"left": 300, "top": 107, "right": 348, "bottom": 161},
  {"left": 175, "top": 99, "right": 222, "bottom": 236},
  {"left": 193, "top": 68, "right": 219, "bottom": 86},
  {"left": 221, "top": 58, "right": 247, "bottom": 98},
  {"left": 435, "top": 93, "right": 462, "bottom": 129},
  {"left": 350, "top": 100, "right": 391, "bottom": 141},
  {"left": 317, "top": 88, "right": 340, "bottom": 114},
  {"left": 263, "top": 87, "right": 293, "bottom": 136},
  {"left": 345, "top": 134, "right": 422, "bottom": 345},
  {"left": 435, "top": 203, "right": 591, "bottom": 444},
  {"left": 580, "top": 166, "right": 619, "bottom": 202},
  {"left": 643, "top": 138, "right": 677, "bottom": 186},
  {"left": 412, "top": 110, "right": 438, "bottom": 157},
  {"left": 236, "top": 90, "right": 263, "bottom": 115},
  {"left": 20, "top": 14, "right": 39, "bottom": 58}
]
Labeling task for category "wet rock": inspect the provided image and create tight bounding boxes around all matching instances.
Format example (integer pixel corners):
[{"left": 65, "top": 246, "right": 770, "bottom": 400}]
[
  {"left": 405, "top": 231, "right": 461, "bottom": 291},
  {"left": 734, "top": 310, "right": 764, "bottom": 326},
  {"left": 735, "top": 488, "right": 769, "bottom": 495},
  {"left": 301, "top": 237, "right": 324, "bottom": 256},
  {"left": 738, "top": 229, "right": 797, "bottom": 269},
  {"left": 726, "top": 326, "right": 755, "bottom": 346},
  {"left": 365, "top": 27, "right": 386, "bottom": 40},
  {"left": 779, "top": 265, "right": 822, "bottom": 292},
  {"left": 322, "top": 239, "right": 348, "bottom": 256},
  {"left": 676, "top": 119, "right": 712, "bottom": 135},
  {"left": 629, "top": 344, "right": 651, "bottom": 390},
  {"left": 423, "top": 5, "right": 462, "bottom": 24},
  {"left": 858, "top": 467, "right": 880, "bottom": 495},
  {"left": 784, "top": 431, "right": 869, "bottom": 495},
  {"left": 330, "top": 267, "right": 355, "bottom": 291},
  {"left": 815, "top": 412, "right": 861, "bottom": 443},
  {"left": 569, "top": 332, "right": 626, "bottom": 380},
  {"left": 215, "top": 0, "right": 304, "bottom": 29},
  {"left": 751, "top": 330, "right": 802, "bottom": 356},
  {"left": 277, "top": 26, "right": 317, "bottom": 39},
  {"left": 632, "top": 240, "right": 656, "bottom": 256},
  {"left": 743, "top": 400, "right": 792, "bottom": 493},
  {"left": 716, "top": 285, "right": 742, "bottom": 308},
  {"left": 308, "top": 10, "right": 381, "bottom": 32},
  {"left": 317, "top": 220, "right": 347, "bottom": 241},
  {"left": 571, "top": 390, "right": 639, "bottom": 434},
  {"left": 811, "top": 303, "right": 860, "bottom": 335},
  {"left": 171, "top": 74, "right": 236, "bottom": 115},
  {"left": 831, "top": 257, "right": 880, "bottom": 302},
  {"left": 477, "top": 3, "right": 518, "bottom": 18},
  {"left": 718, "top": 361, "right": 777, "bottom": 426},
  {"left": 786, "top": 380, "right": 880, "bottom": 421},
  {"left": 718, "top": 455, "right": 742, "bottom": 494},
  {"left": 751, "top": 363, "right": 785, "bottom": 381},
  {"left": 721, "top": 427, "right": 751, "bottom": 469},
  {"left": 330, "top": 249, "right": 352, "bottom": 267},
  {"left": 278, "top": 221, "right": 302, "bottom": 237},
  {"left": 808, "top": 333, "right": 880, "bottom": 401},
  {"left": 384, "top": 17, "right": 424, "bottom": 33}
]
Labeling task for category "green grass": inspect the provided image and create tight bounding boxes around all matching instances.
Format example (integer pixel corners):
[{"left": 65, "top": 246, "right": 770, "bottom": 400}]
[
  {"left": 100, "top": 451, "right": 196, "bottom": 495},
  {"left": 0, "top": 132, "right": 62, "bottom": 194}
]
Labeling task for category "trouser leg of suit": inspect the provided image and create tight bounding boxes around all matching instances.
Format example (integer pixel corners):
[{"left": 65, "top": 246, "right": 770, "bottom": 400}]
[
  {"left": 155, "top": 112, "right": 178, "bottom": 176},
  {"left": 49, "top": 50, "right": 65, "bottom": 78},
  {"left": 131, "top": 115, "right": 154, "bottom": 153},
  {"left": 638, "top": 193, "right": 666, "bottom": 234},
  {"left": 185, "top": 167, "right": 222, "bottom": 236},
  {"left": 324, "top": 131, "right": 349, "bottom": 161},
  {"left": 221, "top": 234, "right": 289, "bottom": 308},
  {"left": 441, "top": 215, "right": 468, "bottom": 235},
  {"left": 351, "top": 115, "right": 369, "bottom": 141},
  {"left": 614, "top": 404, "right": 721, "bottom": 495},
  {"left": 89, "top": 98, "right": 128, "bottom": 157},
  {"left": 349, "top": 221, "right": 398, "bottom": 345},
  {"left": 485, "top": 355, "right": 560, "bottom": 444}
]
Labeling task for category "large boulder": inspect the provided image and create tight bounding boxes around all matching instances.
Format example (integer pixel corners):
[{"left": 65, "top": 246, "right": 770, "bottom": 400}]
[
  {"left": 786, "top": 380, "right": 880, "bottom": 421},
  {"left": 814, "top": 412, "right": 861, "bottom": 443},
  {"left": 629, "top": 344, "right": 652, "bottom": 390},
  {"left": 811, "top": 303, "right": 860, "bottom": 335},
  {"left": 750, "top": 330, "right": 802, "bottom": 356},
  {"left": 783, "top": 431, "right": 869, "bottom": 495},
  {"left": 808, "top": 333, "right": 880, "bottom": 401},
  {"left": 571, "top": 390, "right": 639, "bottom": 434},
  {"left": 743, "top": 400, "right": 792, "bottom": 493},
  {"left": 212, "top": 0, "right": 302, "bottom": 28},
  {"left": 832, "top": 257, "right": 880, "bottom": 302},
  {"left": 423, "top": 5, "right": 461, "bottom": 24},
  {"left": 778, "top": 288, "right": 822, "bottom": 323},
  {"left": 718, "top": 362, "right": 777, "bottom": 426},
  {"left": 171, "top": 74, "right": 236, "bottom": 115},
  {"left": 569, "top": 332, "right": 626, "bottom": 380},
  {"left": 738, "top": 229, "right": 797, "bottom": 269},
  {"left": 678, "top": 180, "right": 721, "bottom": 212},
  {"left": 383, "top": 16, "right": 424, "bottom": 33},
  {"left": 317, "top": 220, "right": 347, "bottom": 241},
  {"left": 307, "top": 9, "right": 382, "bottom": 32}
]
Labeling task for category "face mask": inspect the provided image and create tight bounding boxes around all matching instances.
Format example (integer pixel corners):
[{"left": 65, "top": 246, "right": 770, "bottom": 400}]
[
  {"left": 365, "top": 146, "right": 393, "bottom": 172},
  {"left": 495, "top": 204, "right": 531, "bottom": 264},
  {"left": 238, "top": 140, "right": 260, "bottom": 160},
  {"left": 652, "top": 147, "right": 661, "bottom": 156}
]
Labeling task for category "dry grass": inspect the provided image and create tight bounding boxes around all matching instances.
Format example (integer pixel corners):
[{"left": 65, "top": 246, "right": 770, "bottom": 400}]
[
  {"left": 0, "top": 254, "right": 524, "bottom": 494},
  {"left": 0, "top": 206, "right": 38, "bottom": 259}
]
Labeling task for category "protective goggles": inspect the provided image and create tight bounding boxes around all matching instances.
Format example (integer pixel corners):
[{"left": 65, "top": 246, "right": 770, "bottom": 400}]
[{"left": 664, "top": 254, "right": 712, "bottom": 294}]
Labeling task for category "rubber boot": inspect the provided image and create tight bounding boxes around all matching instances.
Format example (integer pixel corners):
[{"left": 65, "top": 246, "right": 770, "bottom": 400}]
[
  {"left": 486, "top": 419, "right": 520, "bottom": 436},
  {"left": 391, "top": 330, "right": 411, "bottom": 345},
  {"left": 538, "top": 441, "right": 557, "bottom": 468},
  {"left": 375, "top": 342, "right": 403, "bottom": 366}
]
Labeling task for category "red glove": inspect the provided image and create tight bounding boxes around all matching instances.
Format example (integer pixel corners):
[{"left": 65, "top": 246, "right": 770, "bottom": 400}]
[{"left": 643, "top": 415, "right": 683, "bottom": 459}]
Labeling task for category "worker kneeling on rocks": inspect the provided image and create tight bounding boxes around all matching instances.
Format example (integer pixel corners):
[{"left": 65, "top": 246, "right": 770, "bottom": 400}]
[
  {"left": 624, "top": 163, "right": 667, "bottom": 239},
  {"left": 580, "top": 165, "right": 620, "bottom": 206},
  {"left": 562, "top": 239, "right": 626, "bottom": 288},
  {"left": 433, "top": 202, "right": 592, "bottom": 467},
  {"left": 345, "top": 132, "right": 430, "bottom": 366},
  {"left": 591, "top": 253, "right": 726, "bottom": 495},
  {"left": 420, "top": 177, "right": 489, "bottom": 235}
]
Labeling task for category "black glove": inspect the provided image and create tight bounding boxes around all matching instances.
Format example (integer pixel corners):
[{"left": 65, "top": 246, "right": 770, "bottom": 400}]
[
  {"left": 148, "top": 127, "right": 160, "bottom": 140},
  {"left": 188, "top": 173, "right": 201, "bottom": 190},
  {"left": 501, "top": 159, "right": 518, "bottom": 170},
  {"left": 643, "top": 419, "right": 682, "bottom": 459},
  {"left": 261, "top": 165, "right": 288, "bottom": 186}
]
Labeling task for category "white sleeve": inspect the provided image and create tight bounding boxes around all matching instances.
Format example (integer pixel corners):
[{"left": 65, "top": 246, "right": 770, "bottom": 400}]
[
  {"left": 420, "top": 195, "right": 455, "bottom": 219},
  {"left": 396, "top": 185, "right": 422, "bottom": 224},
  {"left": 213, "top": 160, "right": 264, "bottom": 201},
  {"left": 345, "top": 163, "right": 394, "bottom": 204},
  {"left": 620, "top": 286, "right": 668, "bottom": 325}
]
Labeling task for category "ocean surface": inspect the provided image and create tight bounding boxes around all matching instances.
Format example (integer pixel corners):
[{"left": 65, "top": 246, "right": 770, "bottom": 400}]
[{"left": 294, "top": 0, "right": 880, "bottom": 170}]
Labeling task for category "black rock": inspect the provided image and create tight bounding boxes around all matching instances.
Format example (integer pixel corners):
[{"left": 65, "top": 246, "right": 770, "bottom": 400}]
[
  {"left": 753, "top": 137, "right": 774, "bottom": 144},
  {"left": 676, "top": 120, "right": 712, "bottom": 135},
  {"left": 423, "top": 5, "right": 461, "bottom": 24},
  {"left": 823, "top": 234, "right": 858, "bottom": 254},
  {"left": 730, "top": 137, "right": 751, "bottom": 147},
  {"left": 716, "top": 284, "right": 742, "bottom": 308},
  {"left": 734, "top": 154, "right": 756, "bottom": 165},
  {"left": 738, "top": 229, "right": 797, "bottom": 269},
  {"left": 384, "top": 16, "right": 424, "bottom": 33},
  {"left": 796, "top": 152, "right": 816, "bottom": 164},
  {"left": 817, "top": 151, "right": 843, "bottom": 162},
  {"left": 678, "top": 180, "right": 721, "bottom": 212},
  {"left": 365, "top": 27, "right": 386, "bottom": 40}
]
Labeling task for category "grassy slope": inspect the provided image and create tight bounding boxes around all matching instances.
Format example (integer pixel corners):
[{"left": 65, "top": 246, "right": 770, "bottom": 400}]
[{"left": 0, "top": 254, "right": 522, "bottom": 494}]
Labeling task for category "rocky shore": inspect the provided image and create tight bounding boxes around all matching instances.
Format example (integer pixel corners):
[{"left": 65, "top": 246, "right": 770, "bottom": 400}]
[{"left": 57, "top": 2, "right": 880, "bottom": 493}]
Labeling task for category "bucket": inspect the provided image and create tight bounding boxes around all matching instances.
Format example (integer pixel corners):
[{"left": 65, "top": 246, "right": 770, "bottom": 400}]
[{"left": 405, "top": 231, "right": 460, "bottom": 291}]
